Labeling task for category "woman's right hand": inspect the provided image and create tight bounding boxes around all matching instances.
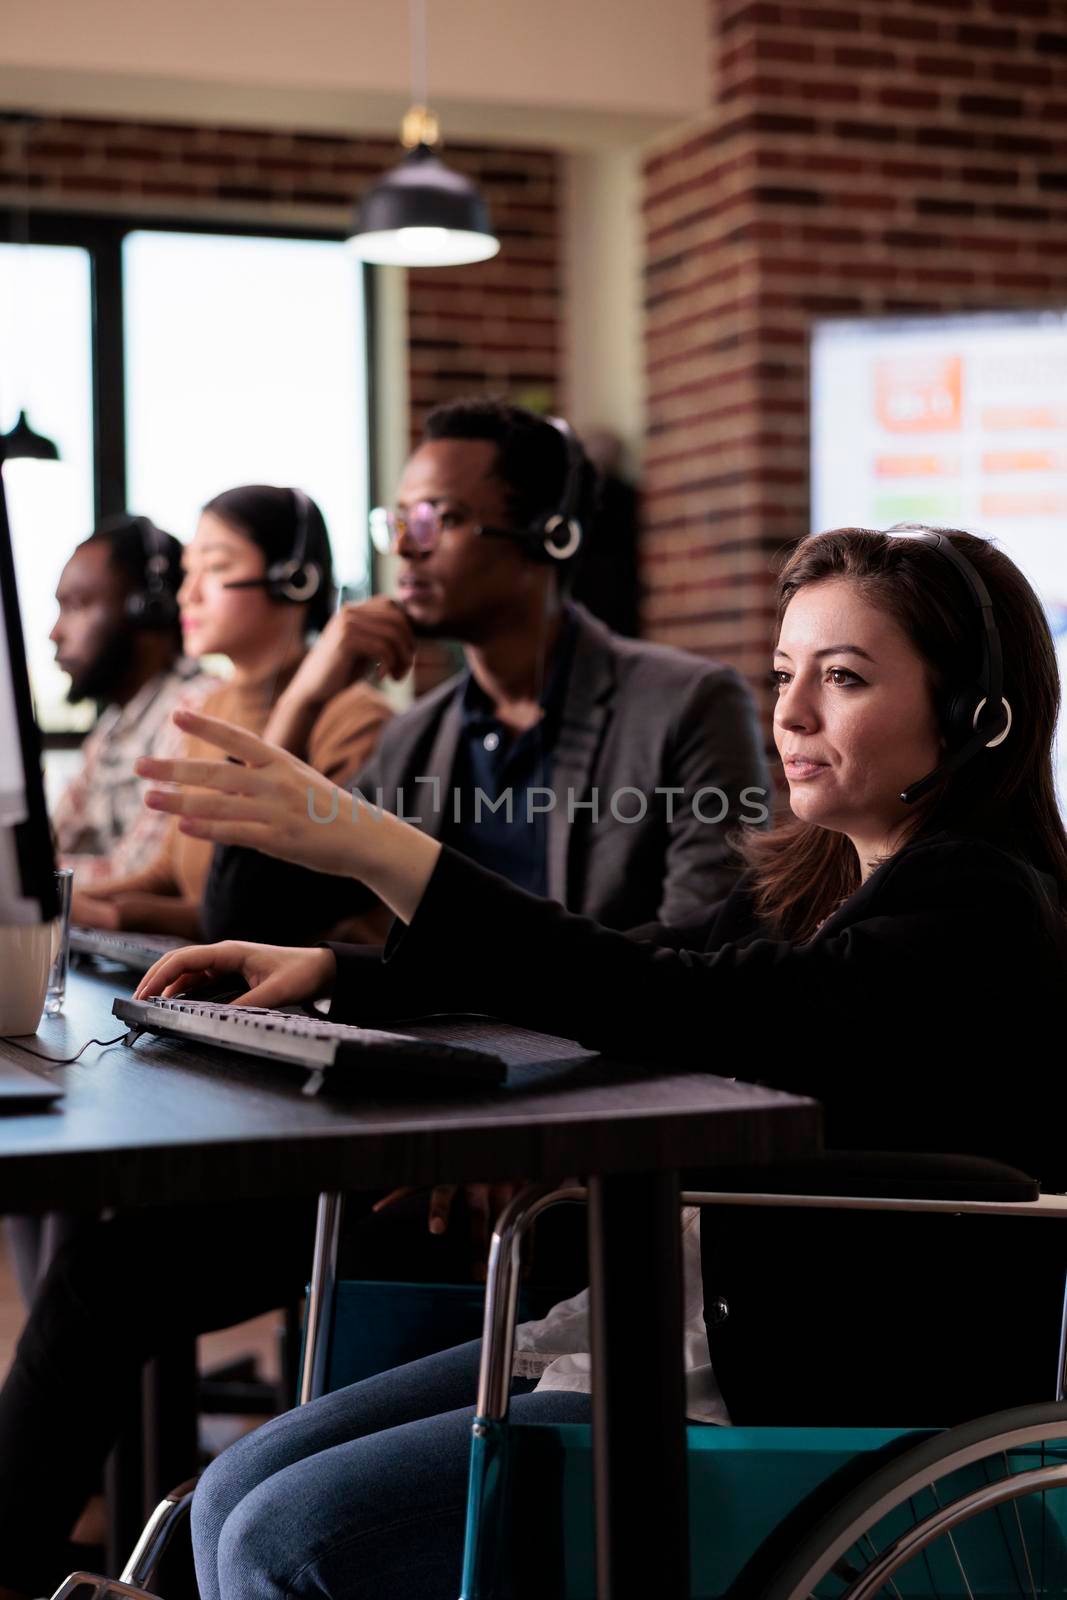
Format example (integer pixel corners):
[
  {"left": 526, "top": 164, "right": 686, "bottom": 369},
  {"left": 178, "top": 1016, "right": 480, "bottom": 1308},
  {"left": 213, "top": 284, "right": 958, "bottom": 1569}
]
[
  {"left": 136, "top": 712, "right": 443, "bottom": 924},
  {"left": 284, "top": 596, "right": 416, "bottom": 707},
  {"left": 134, "top": 940, "right": 337, "bottom": 1009}
]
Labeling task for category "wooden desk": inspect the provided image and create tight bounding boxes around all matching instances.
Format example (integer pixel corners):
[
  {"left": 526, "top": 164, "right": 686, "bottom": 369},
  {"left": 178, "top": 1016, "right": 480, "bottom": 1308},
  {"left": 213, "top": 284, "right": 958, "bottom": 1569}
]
[{"left": 1, "top": 966, "right": 821, "bottom": 1599}]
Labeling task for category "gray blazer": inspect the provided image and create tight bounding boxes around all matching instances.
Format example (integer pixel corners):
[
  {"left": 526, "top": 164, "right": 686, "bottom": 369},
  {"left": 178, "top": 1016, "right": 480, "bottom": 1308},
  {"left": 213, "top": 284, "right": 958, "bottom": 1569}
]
[{"left": 202, "top": 604, "right": 770, "bottom": 940}]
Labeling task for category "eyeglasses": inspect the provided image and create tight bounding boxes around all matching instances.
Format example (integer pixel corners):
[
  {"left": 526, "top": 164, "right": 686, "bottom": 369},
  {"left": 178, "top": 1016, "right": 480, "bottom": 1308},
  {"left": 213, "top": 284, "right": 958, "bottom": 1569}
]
[{"left": 369, "top": 501, "right": 520, "bottom": 556}]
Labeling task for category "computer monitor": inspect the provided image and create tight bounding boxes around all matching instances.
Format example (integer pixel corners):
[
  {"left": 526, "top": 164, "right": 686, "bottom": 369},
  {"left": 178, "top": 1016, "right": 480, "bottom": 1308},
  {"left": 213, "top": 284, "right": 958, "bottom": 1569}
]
[
  {"left": 0, "top": 461, "right": 57, "bottom": 924},
  {"left": 811, "top": 308, "right": 1067, "bottom": 812}
]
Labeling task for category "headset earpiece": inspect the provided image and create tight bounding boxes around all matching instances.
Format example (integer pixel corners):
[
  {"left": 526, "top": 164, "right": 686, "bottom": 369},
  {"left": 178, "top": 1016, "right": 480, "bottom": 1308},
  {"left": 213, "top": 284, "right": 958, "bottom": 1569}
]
[
  {"left": 264, "top": 488, "right": 323, "bottom": 604},
  {"left": 974, "top": 694, "right": 1012, "bottom": 748},
  {"left": 527, "top": 418, "right": 586, "bottom": 563},
  {"left": 889, "top": 525, "right": 1013, "bottom": 804},
  {"left": 222, "top": 488, "right": 325, "bottom": 605},
  {"left": 942, "top": 685, "right": 976, "bottom": 749},
  {"left": 125, "top": 518, "right": 180, "bottom": 629},
  {"left": 263, "top": 557, "right": 323, "bottom": 603},
  {"left": 943, "top": 686, "right": 1009, "bottom": 750},
  {"left": 541, "top": 512, "right": 582, "bottom": 562}
]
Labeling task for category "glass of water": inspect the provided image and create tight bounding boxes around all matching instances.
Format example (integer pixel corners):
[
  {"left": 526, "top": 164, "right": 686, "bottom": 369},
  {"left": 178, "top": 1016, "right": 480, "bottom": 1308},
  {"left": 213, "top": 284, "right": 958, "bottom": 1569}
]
[{"left": 45, "top": 868, "right": 74, "bottom": 1017}]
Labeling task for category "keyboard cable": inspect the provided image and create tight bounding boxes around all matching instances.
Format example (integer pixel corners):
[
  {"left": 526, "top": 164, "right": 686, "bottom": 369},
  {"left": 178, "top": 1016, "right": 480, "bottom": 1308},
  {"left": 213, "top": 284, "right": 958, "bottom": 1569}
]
[{"left": 1, "top": 1031, "right": 133, "bottom": 1066}]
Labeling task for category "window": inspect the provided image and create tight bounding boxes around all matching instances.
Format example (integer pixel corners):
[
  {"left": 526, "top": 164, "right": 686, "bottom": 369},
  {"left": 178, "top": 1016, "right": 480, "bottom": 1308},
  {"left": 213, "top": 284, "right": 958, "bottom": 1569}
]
[
  {"left": 0, "top": 242, "right": 95, "bottom": 732},
  {"left": 0, "top": 219, "right": 372, "bottom": 733},
  {"left": 124, "top": 230, "right": 370, "bottom": 598}
]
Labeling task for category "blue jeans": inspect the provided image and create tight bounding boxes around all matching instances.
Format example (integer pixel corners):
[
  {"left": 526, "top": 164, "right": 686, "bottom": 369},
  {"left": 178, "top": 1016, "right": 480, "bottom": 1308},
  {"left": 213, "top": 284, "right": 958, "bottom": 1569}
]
[{"left": 192, "top": 1338, "right": 592, "bottom": 1600}]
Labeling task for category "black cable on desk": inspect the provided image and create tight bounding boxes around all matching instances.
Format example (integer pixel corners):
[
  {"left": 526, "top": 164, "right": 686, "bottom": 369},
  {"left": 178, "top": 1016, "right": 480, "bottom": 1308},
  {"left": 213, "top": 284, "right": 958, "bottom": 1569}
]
[{"left": 1, "top": 1031, "right": 131, "bottom": 1066}]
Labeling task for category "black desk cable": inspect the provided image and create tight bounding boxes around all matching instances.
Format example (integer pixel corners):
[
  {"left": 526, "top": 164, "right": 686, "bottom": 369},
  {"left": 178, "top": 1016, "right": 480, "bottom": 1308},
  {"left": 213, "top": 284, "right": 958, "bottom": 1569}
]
[{"left": 1, "top": 1031, "right": 132, "bottom": 1066}]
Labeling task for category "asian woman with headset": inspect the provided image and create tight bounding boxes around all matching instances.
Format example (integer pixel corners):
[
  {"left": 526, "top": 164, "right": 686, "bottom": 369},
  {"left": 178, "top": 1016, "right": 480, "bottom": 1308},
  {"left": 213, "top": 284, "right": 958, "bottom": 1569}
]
[
  {"left": 135, "top": 523, "right": 1067, "bottom": 1600},
  {"left": 69, "top": 485, "right": 394, "bottom": 939}
]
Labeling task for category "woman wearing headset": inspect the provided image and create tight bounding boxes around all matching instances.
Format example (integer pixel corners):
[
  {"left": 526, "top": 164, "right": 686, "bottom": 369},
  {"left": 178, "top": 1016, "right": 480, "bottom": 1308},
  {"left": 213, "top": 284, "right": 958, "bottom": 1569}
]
[
  {"left": 136, "top": 525, "right": 1067, "bottom": 1600},
  {"left": 70, "top": 484, "right": 400, "bottom": 938}
]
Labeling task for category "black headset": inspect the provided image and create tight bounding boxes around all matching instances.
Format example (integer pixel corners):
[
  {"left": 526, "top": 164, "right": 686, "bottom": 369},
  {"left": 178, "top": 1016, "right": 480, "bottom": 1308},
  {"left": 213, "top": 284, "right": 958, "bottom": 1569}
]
[
  {"left": 223, "top": 488, "right": 324, "bottom": 604},
  {"left": 888, "top": 526, "right": 1013, "bottom": 805},
  {"left": 124, "top": 516, "right": 180, "bottom": 629},
  {"left": 516, "top": 417, "right": 586, "bottom": 563}
]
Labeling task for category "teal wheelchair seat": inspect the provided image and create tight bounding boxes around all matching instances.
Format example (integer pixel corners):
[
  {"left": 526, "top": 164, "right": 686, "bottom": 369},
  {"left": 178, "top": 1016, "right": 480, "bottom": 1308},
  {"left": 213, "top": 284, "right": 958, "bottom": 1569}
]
[
  {"left": 502, "top": 1423, "right": 927, "bottom": 1599},
  {"left": 476, "top": 1419, "right": 1067, "bottom": 1598}
]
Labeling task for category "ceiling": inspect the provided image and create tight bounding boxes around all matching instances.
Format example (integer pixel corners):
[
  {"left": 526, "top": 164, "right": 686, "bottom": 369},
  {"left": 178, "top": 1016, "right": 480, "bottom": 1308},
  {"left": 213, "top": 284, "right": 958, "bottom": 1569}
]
[{"left": 0, "top": 0, "right": 709, "bottom": 148}]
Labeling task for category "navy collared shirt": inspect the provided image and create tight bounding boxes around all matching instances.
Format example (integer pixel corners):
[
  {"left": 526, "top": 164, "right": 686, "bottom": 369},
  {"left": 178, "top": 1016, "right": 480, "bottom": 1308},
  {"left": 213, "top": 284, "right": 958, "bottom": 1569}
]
[{"left": 442, "top": 608, "right": 578, "bottom": 897}]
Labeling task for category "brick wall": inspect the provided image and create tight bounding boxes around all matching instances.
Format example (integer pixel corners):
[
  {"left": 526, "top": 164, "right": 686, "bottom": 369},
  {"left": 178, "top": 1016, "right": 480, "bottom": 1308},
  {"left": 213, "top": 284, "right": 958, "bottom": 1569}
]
[
  {"left": 1, "top": 112, "right": 562, "bottom": 456},
  {"left": 642, "top": 0, "right": 1067, "bottom": 730}
]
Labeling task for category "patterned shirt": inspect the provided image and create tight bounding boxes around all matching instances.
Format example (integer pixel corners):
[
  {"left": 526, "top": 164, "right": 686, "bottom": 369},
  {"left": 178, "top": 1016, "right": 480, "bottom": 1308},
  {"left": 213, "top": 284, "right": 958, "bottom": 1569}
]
[{"left": 52, "top": 659, "right": 218, "bottom": 883}]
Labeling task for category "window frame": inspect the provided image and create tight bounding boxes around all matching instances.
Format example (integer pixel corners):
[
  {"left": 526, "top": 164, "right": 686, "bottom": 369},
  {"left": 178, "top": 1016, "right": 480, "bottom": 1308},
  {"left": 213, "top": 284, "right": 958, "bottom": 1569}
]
[
  {"left": 0, "top": 209, "right": 379, "bottom": 745},
  {"left": 0, "top": 207, "right": 379, "bottom": 525}
]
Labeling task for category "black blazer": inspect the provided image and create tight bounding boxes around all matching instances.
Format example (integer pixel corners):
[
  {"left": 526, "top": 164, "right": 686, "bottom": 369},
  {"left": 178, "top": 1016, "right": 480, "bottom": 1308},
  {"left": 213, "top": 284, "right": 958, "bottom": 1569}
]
[
  {"left": 328, "top": 830, "right": 1067, "bottom": 1425},
  {"left": 202, "top": 604, "right": 768, "bottom": 942}
]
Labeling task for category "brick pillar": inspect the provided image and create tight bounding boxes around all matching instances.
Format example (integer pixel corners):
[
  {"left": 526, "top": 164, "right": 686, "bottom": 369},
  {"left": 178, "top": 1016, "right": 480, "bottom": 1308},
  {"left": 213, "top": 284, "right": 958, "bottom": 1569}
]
[{"left": 641, "top": 0, "right": 1067, "bottom": 739}]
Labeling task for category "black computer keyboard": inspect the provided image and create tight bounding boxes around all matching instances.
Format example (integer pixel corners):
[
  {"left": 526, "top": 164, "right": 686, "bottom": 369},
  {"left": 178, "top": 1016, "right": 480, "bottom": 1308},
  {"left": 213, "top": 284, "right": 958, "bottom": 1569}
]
[
  {"left": 112, "top": 996, "right": 507, "bottom": 1094},
  {"left": 71, "top": 927, "right": 185, "bottom": 971}
]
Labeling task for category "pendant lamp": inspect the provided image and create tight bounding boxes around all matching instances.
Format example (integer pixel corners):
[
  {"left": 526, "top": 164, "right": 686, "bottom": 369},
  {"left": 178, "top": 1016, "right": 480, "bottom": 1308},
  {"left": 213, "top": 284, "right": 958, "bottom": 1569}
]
[
  {"left": 0, "top": 410, "right": 60, "bottom": 462},
  {"left": 347, "top": 4, "right": 500, "bottom": 268}
]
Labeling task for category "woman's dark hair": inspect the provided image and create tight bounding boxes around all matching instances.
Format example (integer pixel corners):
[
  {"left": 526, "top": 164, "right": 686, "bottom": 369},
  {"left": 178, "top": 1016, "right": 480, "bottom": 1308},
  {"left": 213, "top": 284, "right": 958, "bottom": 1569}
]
[
  {"left": 421, "top": 397, "right": 600, "bottom": 564},
  {"left": 741, "top": 526, "right": 1067, "bottom": 941},
  {"left": 202, "top": 484, "right": 335, "bottom": 633}
]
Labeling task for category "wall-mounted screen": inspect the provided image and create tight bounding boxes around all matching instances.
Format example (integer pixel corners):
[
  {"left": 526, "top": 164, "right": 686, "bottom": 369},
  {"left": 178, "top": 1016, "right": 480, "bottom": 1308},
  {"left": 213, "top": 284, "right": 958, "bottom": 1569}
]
[{"left": 811, "top": 310, "right": 1067, "bottom": 810}]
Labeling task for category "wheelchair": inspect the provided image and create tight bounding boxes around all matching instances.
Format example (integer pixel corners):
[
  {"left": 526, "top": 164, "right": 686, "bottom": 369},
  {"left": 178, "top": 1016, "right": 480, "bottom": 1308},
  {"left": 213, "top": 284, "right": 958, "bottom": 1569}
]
[{"left": 48, "top": 1154, "right": 1067, "bottom": 1600}]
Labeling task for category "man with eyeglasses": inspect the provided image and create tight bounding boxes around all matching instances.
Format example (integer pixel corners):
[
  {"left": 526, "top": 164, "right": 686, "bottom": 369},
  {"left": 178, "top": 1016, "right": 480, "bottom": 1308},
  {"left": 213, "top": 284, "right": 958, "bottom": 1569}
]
[{"left": 203, "top": 396, "right": 770, "bottom": 945}]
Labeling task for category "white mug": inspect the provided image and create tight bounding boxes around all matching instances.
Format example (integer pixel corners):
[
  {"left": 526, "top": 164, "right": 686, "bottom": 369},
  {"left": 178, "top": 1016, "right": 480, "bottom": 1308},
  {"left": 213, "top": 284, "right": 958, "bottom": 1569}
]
[{"left": 0, "top": 922, "right": 53, "bottom": 1035}]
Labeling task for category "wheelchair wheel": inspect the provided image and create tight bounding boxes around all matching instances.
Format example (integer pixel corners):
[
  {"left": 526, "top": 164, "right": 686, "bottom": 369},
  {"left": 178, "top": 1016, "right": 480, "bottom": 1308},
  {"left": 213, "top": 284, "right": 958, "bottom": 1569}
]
[{"left": 760, "top": 1402, "right": 1067, "bottom": 1599}]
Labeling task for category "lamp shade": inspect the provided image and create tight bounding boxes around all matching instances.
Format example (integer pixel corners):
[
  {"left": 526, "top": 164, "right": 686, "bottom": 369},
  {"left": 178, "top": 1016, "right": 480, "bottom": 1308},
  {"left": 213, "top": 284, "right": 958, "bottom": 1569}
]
[
  {"left": 348, "top": 144, "right": 500, "bottom": 268},
  {"left": 0, "top": 410, "right": 60, "bottom": 462}
]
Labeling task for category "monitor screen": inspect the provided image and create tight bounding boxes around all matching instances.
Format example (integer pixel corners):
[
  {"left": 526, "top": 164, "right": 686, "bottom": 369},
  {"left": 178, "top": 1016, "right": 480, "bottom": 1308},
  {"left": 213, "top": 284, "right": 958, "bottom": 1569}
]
[
  {"left": 0, "top": 464, "right": 56, "bottom": 924},
  {"left": 811, "top": 309, "right": 1067, "bottom": 810}
]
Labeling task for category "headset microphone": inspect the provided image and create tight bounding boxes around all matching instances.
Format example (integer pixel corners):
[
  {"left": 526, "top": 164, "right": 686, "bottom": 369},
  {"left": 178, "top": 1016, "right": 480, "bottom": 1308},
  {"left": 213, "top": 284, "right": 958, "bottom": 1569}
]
[
  {"left": 223, "top": 487, "right": 323, "bottom": 604},
  {"left": 891, "top": 528, "right": 1013, "bottom": 805},
  {"left": 899, "top": 714, "right": 1013, "bottom": 805}
]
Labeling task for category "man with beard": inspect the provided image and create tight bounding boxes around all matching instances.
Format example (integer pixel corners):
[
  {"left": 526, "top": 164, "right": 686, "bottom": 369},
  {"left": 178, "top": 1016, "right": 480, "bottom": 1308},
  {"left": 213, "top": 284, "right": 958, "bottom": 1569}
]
[
  {"left": 5, "top": 516, "right": 213, "bottom": 1309},
  {"left": 50, "top": 515, "right": 215, "bottom": 883}
]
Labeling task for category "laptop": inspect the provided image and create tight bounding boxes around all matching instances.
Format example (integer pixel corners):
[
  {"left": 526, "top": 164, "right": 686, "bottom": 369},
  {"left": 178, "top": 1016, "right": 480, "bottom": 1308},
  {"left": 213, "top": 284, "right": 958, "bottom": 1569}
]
[{"left": 0, "top": 1056, "right": 64, "bottom": 1105}]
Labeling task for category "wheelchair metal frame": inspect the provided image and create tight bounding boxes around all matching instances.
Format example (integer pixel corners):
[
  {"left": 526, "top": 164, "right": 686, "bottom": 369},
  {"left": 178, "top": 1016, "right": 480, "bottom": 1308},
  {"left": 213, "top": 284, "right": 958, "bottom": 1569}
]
[
  {"left": 460, "top": 1184, "right": 1067, "bottom": 1600},
  {"left": 477, "top": 1187, "right": 1067, "bottom": 1423},
  {"left": 48, "top": 1185, "right": 1067, "bottom": 1600},
  {"left": 48, "top": 1480, "right": 196, "bottom": 1600}
]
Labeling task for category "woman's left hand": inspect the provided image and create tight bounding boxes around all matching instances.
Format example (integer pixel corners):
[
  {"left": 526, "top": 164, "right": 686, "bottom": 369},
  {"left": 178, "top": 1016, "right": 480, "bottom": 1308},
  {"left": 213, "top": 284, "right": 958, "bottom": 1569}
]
[
  {"left": 372, "top": 1181, "right": 531, "bottom": 1280},
  {"left": 134, "top": 708, "right": 365, "bottom": 879},
  {"left": 70, "top": 888, "right": 121, "bottom": 930}
]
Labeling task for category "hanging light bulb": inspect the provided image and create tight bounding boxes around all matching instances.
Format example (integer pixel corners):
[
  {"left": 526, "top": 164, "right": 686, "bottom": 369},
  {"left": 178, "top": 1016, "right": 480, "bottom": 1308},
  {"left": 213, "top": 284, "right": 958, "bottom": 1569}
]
[
  {"left": 0, "top": 113, "right": 61, "bottom": 463},
  {"left": 347, "top": 3, "right": 500, "bottom": 268}
]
